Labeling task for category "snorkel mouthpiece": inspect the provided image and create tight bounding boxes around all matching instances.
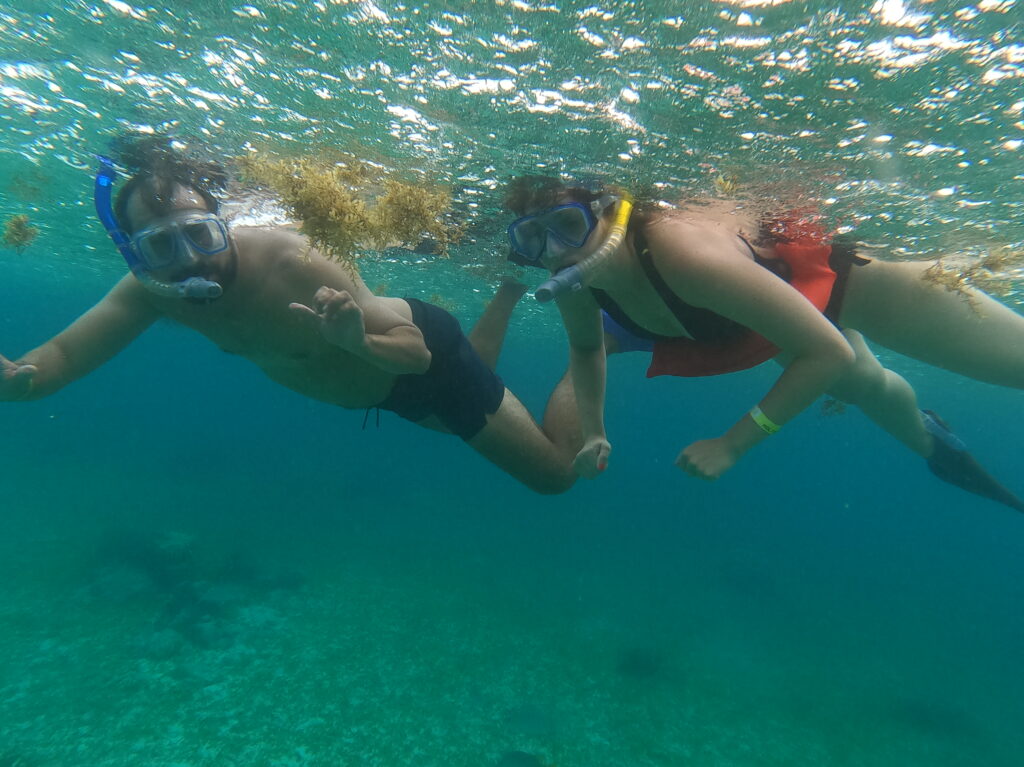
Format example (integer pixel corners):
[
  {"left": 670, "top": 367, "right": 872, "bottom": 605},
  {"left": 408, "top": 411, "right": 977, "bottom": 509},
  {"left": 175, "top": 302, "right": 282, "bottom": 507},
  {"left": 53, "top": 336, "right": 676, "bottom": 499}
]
[
  {"left": 173, "top": 277, "right": 224, "bottom": 300},
  {"left": 93, "top": 155, "right": 223, "bottom": 300},
  {"left": 535, "top": 195, "right": 633, "bottom": 303}
]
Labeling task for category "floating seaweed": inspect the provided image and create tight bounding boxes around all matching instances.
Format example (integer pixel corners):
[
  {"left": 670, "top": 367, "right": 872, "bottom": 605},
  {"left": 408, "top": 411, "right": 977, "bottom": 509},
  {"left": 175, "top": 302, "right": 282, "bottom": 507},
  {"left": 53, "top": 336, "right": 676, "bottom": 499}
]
[
  {"left": 820, "top": 398, "right": 847, "bottom": 417},
  {"left": 2, "top": 214, "right": 38, "bottom": 253},
  {"left": 238, "top": 153, "right": 457, "bottom": 267},
  {"left": 427, "top": 293, "right": 458, "bottom": 313},
  {"left": 921, "top": 249, "right": 1024, "bottom": 314},
  {"left": 713, "top": 173, "right": 740, "bottom": 196},
  {"left": 7, "top": 166, "right": 51, "bottom": 203}
]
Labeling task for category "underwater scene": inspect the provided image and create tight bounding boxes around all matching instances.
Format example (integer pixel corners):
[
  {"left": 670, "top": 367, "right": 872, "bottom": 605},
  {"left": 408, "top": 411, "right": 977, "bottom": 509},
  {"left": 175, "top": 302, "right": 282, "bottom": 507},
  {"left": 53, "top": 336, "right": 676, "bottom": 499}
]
[{"left": 2, "top": 0, "right": 1023, "bottom": 765}]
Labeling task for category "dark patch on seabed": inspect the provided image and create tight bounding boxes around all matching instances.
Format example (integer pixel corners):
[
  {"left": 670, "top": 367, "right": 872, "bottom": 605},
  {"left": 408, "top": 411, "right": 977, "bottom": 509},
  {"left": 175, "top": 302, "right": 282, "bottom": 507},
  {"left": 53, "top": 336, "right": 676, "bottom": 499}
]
[{"left": 888, "top": 696, "right": 984, "bottom": 740}]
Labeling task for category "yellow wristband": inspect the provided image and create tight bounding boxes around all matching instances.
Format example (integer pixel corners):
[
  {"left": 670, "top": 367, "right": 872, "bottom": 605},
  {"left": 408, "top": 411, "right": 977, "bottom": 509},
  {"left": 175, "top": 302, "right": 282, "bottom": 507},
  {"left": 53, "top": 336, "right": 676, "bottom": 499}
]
[{"left": 749, "top": 405, "right": 781, "bottom": 435}]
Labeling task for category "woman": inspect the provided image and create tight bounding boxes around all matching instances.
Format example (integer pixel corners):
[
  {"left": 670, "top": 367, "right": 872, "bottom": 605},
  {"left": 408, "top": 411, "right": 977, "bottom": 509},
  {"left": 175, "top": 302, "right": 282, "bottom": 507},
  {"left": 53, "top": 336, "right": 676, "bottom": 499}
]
[{"left": 503, "top": 175, "right": 1024, "bottom": 512}]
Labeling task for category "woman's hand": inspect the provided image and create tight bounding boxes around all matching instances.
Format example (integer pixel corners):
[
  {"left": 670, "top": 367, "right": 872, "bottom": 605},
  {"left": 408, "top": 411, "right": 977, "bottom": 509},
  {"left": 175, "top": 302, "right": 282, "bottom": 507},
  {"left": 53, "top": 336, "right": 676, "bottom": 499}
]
[
  {"left": 574, "top": 436, "right": 611, "bottom": 478},
  {"left": 0, "top": 354, "right": 37, "bottom": 402},
  {"left": 676, "top": 437, "right": 742, "bottom": 481}
]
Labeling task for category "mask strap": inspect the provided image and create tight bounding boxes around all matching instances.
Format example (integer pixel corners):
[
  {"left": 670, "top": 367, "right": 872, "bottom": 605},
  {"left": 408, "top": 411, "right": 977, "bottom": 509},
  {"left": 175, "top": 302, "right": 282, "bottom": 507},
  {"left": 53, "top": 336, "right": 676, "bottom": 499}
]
[{"left": 590, "top": 194, "right": 618, "bottom": 216}]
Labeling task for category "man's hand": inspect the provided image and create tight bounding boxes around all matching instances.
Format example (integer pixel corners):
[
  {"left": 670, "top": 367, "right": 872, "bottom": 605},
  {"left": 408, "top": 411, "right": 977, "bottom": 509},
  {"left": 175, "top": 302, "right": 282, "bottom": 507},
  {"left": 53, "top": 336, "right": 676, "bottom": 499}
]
[
  {"left": 574, "top": 436, "right": 611, "bottom": 478},
  {"left": 290, "top": 287, "right": 368, "bottom": 353},
  {"left": 675, "top": 437, "right": 741, "bottom": 481},
  {"left": 1, "top": 354, "right": 37, "bottom": 402}
]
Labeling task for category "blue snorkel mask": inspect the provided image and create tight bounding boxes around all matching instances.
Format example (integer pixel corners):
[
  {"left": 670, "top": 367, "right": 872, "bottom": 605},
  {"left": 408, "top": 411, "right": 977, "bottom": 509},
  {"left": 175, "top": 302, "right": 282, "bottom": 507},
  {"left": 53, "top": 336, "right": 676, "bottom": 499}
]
[
  {"left": 506, "top": 192, "right": 634, "bottom": 302},
  {"left": 94, "top": 156, "right": 224, "bottom": 300},
  {"left": 507, "top": 195, "right": 617, "bottom": 268}
]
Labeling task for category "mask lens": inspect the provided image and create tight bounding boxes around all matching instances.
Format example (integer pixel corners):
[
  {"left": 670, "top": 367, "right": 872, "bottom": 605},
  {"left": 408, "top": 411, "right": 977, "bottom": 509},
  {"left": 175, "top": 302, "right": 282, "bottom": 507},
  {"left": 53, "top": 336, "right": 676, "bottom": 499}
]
[
  {"left": 511, "top": 218, "right": 547, "bottom": 259},
  {"left": 138, "top": 230, "right": 178, "bottom": 269},
  {"left": 185, "top": 222, "right": 214, "bottom": 250},
  {"left": 505, "top": 218, "right": 540, "bottom": 260},
  {"left": 508, "top": 203, "right": 596, "bottom": 263},
  {"left": 546, "top": 206, "right": 590, "bottom": 245},
  {"left": 183, "top": 219, "right": 226, "bottom": 253}
]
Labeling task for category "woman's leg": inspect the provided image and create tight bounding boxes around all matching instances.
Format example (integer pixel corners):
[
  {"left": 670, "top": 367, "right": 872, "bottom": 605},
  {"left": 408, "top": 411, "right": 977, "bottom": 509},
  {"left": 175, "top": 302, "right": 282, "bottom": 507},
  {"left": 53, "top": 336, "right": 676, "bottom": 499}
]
[
  {"left": 839, "top": 259, "right": 1024, "bottom": 387},
  {"left": 825, "top": 329, "right": 1024, "bottom": 512},
  {"left": 826, "top": 330, "right": 932, "bottom": 456},
  {"left": 463, "top": 280, "right": 582, "bottom": 493}
]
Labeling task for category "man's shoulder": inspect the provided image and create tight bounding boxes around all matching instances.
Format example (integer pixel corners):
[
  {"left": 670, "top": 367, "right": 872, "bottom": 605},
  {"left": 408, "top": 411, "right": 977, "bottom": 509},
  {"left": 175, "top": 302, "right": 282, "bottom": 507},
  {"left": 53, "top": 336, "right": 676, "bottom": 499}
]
[
  {"left": 96, "top": 274, "right": 165, "bottom": 322},
  {"left": 231, "top": 225, "right": 367, "bottom": 295},
  {"left": 233, "top": 225, "right": 306, "bottom": 261}
]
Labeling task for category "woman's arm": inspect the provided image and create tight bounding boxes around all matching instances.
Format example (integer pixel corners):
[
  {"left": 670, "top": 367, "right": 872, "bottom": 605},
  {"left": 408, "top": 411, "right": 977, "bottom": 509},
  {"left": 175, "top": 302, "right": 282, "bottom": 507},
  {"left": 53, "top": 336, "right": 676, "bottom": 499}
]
[
  {"left": 650, "top": 225, "right": 856, "bottom": 477},
  {"left": 556, "top": 287, "right": 611, "bottom": 476}
]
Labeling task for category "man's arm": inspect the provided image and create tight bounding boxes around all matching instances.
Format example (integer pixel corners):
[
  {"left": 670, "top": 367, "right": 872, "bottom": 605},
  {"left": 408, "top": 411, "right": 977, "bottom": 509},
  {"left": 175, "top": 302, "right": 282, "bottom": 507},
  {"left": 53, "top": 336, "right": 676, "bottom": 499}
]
[
  {"left": 289, "top": 285, "right": 431, "bottom": 375},
  {"left": 1, "top": 276, "right": 160, "bottom": 401}
]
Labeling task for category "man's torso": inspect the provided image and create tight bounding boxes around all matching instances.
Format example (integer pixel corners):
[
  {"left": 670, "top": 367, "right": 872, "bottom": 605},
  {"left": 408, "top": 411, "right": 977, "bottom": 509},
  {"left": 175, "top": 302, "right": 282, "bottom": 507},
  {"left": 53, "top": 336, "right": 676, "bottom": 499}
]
[{"left": 145, "top": 227, "right": 406, "bottom": 408}]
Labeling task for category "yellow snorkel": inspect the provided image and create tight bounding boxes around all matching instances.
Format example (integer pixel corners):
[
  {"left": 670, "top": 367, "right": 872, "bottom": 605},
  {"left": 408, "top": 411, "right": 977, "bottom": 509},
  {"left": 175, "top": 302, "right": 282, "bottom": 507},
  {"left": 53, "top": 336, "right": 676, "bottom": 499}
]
[{"left": 534, "top": 193, "right": 634, "bottom": 303}]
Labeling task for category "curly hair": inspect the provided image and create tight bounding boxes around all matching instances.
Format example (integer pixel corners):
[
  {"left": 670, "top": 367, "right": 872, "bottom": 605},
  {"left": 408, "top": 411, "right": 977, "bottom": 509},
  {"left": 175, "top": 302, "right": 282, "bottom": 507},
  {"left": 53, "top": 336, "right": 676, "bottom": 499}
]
[
  {"left": 503, "top": 174, "right": 605, "bottom": 216},
  {"left": 112, "top": 135, "right": 227, "bottom": 234}
]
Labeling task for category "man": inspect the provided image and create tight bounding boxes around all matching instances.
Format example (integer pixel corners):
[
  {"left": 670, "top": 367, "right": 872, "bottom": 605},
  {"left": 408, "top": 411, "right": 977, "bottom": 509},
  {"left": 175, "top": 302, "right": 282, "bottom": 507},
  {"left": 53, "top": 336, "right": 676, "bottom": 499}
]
[{"left": 0, "top": 152, "right": 579, "bottom": 494}]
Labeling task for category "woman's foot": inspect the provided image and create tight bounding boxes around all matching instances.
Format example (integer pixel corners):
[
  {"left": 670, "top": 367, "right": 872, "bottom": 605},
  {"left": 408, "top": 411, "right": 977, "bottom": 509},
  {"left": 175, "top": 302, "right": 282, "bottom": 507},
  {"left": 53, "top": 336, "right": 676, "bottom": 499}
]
[{"left": 921, "top": 410, "right": 1024, "bottom": 513}]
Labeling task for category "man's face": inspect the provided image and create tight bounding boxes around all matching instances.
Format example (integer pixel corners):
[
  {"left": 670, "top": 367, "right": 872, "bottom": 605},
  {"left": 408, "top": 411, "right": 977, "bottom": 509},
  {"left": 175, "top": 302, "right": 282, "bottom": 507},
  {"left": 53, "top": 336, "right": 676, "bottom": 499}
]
[{"left": 125, "top": 184, "right": 236, "bottom": 287}]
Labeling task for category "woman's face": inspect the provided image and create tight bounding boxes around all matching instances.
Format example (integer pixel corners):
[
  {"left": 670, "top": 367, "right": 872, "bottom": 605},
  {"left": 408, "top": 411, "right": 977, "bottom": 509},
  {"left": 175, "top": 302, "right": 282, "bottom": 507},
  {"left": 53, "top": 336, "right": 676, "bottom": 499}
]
[{"left": 512, "top": 196, "right": 608, "bottom": 272}]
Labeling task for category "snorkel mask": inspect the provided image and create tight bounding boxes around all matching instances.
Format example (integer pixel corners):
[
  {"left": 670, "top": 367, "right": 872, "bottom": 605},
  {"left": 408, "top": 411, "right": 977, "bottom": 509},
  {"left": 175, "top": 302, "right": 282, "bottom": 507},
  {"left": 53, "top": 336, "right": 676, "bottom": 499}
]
[
  {"left": 507, "top": 196, "right": 616, "bottom": 268},
  {"left": 93, "top": 156, "right": 224, "bottom": 300},
  {"left": 507, "top": 191, "right": 633, "bottom": 302}
]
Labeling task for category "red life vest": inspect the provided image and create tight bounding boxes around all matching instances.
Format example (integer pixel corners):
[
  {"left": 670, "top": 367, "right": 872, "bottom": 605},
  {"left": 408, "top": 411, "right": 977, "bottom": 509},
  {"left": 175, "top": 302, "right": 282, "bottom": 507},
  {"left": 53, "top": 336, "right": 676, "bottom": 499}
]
[{"left": 646, "top": 218, "right": 836, "bottom": 378}]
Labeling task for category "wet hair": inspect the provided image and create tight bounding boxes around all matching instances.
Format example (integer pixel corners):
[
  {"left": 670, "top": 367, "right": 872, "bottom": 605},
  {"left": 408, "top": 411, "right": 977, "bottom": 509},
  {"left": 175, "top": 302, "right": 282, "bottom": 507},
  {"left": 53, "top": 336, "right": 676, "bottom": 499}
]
[
  {"left": 503, "top": 174, "right": 605, "bottom": 217},
  {"left": 502, "top": 173, "right": 669, "bottom": 236},
  {"left": 112, "top": 135, "right": 227, "bottom": 234}
]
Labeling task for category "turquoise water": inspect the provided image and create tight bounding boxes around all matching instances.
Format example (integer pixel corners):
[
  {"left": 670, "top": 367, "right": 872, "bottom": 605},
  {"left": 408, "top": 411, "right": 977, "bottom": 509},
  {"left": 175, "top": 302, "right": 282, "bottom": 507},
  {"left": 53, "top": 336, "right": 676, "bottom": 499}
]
[{"left": 3, "top": 1, "right": 1024, "bottom": 765}]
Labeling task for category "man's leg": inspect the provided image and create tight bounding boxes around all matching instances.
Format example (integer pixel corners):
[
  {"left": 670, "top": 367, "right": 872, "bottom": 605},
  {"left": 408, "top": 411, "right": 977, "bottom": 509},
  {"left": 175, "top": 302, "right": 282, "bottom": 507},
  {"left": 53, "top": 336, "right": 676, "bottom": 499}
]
[
  {"left": 467, "top": 279, "right": 528, "bottom": 371},
  {"left": 466, "top": 384, "right": 580, "bottom": 495},
  {"left": 826, "top": 330, "right": 932, "bottom": 456}
]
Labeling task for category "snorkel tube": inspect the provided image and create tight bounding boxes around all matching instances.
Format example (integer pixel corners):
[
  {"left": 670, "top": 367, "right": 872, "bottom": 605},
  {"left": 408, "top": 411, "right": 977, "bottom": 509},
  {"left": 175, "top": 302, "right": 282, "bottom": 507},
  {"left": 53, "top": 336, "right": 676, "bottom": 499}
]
[
  {"left": 93, "top": 156, "right": 222, "bottom": 300},
  {"left": 534, "top": 194, "right": 633, "bottom": 303}
]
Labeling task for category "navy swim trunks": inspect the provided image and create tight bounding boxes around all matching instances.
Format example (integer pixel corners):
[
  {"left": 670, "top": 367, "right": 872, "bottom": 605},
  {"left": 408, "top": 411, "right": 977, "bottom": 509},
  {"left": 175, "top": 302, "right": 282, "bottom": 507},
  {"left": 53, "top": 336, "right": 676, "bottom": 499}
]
[{"left": 377, "top": 298, "right": 505, "bottom": 440}]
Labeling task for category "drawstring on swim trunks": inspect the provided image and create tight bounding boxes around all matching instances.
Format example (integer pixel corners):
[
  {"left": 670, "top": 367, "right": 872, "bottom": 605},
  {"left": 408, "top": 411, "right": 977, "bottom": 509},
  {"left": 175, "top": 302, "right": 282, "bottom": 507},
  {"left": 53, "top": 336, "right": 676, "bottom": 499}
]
[{"left": 362, "top": 407, "right": 381, "bottom": 430}]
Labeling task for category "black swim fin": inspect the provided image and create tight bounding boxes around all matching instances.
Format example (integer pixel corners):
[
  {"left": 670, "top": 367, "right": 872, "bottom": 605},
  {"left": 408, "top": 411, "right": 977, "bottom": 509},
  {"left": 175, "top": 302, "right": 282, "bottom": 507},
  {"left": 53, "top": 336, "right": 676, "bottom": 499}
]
[{"left": 921, "top": 410, "right": 1024, "bottom": 514}]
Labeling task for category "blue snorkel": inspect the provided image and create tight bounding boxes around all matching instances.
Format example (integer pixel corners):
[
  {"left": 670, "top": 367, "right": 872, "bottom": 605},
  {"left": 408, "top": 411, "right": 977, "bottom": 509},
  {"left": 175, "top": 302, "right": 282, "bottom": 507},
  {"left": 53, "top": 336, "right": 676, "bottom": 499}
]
[{"left": 93, "top": 156, "right": 223, "bottom": 300}]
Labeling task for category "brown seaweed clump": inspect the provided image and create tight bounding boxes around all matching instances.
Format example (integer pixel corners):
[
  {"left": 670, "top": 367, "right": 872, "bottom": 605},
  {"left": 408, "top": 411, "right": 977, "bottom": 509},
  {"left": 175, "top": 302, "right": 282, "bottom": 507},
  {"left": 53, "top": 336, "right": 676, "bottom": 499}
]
[
  {"left": 239, "top": 153, "right": 456, "bottom": 266},
  {"left": 3, "top": 214, "right": 38, "bottom": 253},
  {"left": 921, "top": 249, "right": 1024, "bottom": 314},
  {"left": 427, "top": 292, "right": 457, "bottom": 313},
  {"left": 713, "top": 173, "right": 740, "bottom": 196},
  {"left": 820, "top": 398, "right": 847, "bottom": 417}
]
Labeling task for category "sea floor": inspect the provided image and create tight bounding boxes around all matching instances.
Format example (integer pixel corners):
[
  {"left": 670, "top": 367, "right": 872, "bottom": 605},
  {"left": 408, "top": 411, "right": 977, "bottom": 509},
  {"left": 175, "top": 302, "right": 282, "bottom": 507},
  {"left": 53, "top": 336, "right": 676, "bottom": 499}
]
[{"left": 1, "top": 496, "right": 1020, "bottom": 767}]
